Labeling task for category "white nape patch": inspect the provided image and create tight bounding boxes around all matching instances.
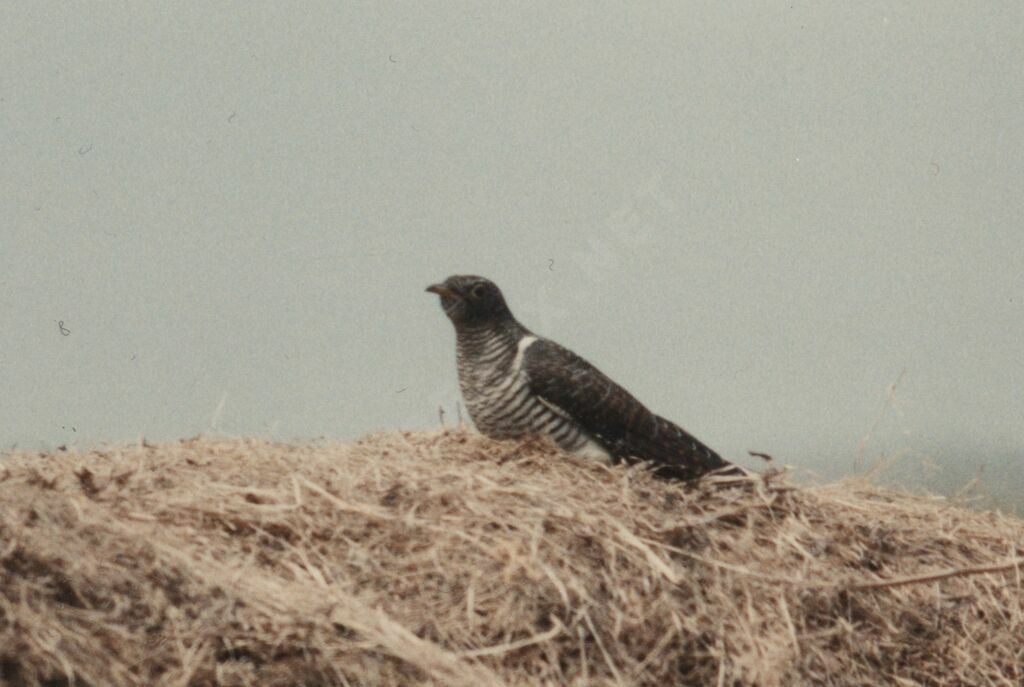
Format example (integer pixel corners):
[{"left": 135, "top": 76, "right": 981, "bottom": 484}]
[
  {"left": 512, "top": 335, "right": 538, "bottom": 373},
  {"left": 572, "top": 437, "right": 613, "bottom": 465},
  {"left": 487, "top": 334, "right": 538, "bottom": 397}
]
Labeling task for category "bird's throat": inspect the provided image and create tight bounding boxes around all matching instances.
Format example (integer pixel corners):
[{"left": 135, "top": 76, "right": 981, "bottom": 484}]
[{"left": 453, "top": 320, "right": 527, "bottom": 359}]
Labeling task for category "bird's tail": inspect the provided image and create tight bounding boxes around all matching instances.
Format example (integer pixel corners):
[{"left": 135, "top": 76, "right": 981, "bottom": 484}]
[{"left": 635, "top": 413, "right": 744, "bottom": 481}]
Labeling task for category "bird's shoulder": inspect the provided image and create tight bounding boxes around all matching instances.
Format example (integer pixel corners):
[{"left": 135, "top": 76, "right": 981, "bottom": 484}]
[
  {"left": 521, "top": 336, "right": 656, "bottom": 439},
  {"left": 521, "top": 336, "right": 617, "bottom": 391}
]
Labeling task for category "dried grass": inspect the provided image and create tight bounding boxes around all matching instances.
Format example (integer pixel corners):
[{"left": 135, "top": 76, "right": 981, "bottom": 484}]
[{"left": 1, "top": 429, "right": 1022, "bottom": 686}]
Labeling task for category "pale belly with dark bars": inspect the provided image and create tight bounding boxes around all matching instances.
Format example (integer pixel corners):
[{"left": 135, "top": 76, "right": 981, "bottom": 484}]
[{"left": 456, "top": 334, "right": 612, "bottom": 463}]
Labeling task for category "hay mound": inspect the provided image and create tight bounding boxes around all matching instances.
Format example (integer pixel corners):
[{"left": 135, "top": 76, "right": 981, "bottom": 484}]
[{"left": 1, "top": 430, "right": 1022, "bottom": 686}]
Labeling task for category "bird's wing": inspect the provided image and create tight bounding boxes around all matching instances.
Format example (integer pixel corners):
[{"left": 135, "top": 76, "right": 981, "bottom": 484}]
[{"left": 523, "top": 337, "right": 730, "bottom": 479}]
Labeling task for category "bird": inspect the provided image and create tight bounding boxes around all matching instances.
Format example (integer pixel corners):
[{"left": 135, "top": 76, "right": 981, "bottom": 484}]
[{"left": 426, "top": 275, "right": 735, "bottom": 480}]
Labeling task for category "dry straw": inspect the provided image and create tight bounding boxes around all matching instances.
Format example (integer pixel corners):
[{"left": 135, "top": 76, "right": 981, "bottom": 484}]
[{"left": 1, "top": 430, "right": 1022, "bottom": 686}]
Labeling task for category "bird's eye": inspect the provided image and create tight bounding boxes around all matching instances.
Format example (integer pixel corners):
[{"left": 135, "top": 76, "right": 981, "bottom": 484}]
[{"left": 470, "top": 284, "right": 486, "bottom": 299}]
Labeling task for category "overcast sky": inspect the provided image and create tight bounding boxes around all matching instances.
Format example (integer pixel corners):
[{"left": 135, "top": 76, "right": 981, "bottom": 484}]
[{"left": 2, "top": 3, "right": 1021, "bottom": 489}]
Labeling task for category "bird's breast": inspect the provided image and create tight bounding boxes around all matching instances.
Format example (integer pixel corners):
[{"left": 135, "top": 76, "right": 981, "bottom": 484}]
[
  {"left": 456, "top": 334, "right": 536, "bottom": 428},
  {"left": 454, "top": 333, "right": 604, "bottom": 459}
]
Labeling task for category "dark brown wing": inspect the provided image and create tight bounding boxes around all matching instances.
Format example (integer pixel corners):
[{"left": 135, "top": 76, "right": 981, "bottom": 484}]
[{"left": 523, "top": 338, "right": 730, "bottom": 479}]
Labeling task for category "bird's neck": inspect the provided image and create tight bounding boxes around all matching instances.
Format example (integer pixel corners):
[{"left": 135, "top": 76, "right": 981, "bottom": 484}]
[{"left": 454, "top": 318, "right": 530, "bottom": 358}]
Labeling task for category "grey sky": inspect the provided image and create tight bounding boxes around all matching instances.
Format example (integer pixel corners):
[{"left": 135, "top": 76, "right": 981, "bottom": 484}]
[{"left": 2, "top": 3, "right": 1021, "bottom": 488}]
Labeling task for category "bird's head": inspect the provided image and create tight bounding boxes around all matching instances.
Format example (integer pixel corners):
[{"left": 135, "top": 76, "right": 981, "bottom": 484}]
[{"left": 426, "top": 275, "right": 513, "bottom": 328}]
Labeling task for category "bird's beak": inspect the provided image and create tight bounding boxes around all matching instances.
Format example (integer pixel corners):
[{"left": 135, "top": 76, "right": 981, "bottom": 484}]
[{"left": 426, "top": 283, "right": 459, "bottom": 299}]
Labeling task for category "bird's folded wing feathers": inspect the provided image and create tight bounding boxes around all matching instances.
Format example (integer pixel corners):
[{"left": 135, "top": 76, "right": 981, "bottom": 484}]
[{"left": 523, "top": 338, "right": 730, "bottom": 478}]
